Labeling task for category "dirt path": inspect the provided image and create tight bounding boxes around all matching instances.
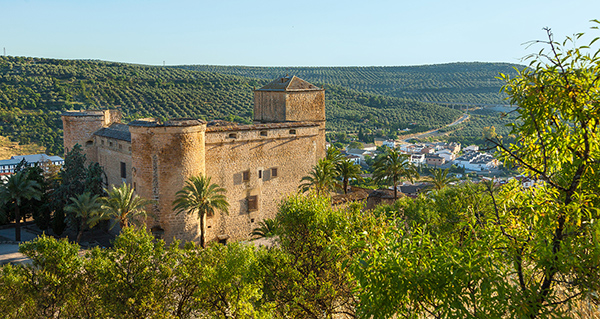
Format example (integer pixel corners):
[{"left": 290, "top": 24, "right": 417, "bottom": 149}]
[{"left": 400, "top": 113, "right": 469, "bottom": 143}]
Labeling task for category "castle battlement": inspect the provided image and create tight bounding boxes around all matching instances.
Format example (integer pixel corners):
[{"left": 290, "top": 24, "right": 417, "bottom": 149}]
[{"left": 62, "top": 76, "right": 325, "bottom": 244}]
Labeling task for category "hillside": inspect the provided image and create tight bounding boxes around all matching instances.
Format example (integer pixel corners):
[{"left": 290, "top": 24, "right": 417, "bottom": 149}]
[
  {"left": 0, "top": 56, "right": 462, "bottom": 155},
  {"left": 176, "top": 62, "right": 524, "bottom": 106}
]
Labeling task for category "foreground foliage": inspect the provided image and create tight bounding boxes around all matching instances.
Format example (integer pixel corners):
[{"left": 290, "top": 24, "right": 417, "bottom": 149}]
[
  {"left": 0, "top": 195, "right": 386, "bottom": 319},
  {"left": 352, "top": 23, "right": 600, "bottom": 318},
  {"left": 0, "top": 228, "right": 271, "bottom": 319}
]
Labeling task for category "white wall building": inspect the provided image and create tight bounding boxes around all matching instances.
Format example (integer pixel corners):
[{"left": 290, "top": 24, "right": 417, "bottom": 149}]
[
  {"left": 435, "top": 149, "right": 455, "bottom": 162},
  {"left": 410, "top": 153, "right": 426, "bottom": 164},
  {"left": 0, "top": 154, "right": 64, "bottom": 176},
  {"left": 454, "top": 151, "right": 498, "bottom": 171},
  {"left": 382, "top": 139, "right": 396, "bottom": 148}
]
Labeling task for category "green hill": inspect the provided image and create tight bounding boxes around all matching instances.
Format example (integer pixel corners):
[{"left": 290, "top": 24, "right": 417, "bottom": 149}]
[
  {"left": 176, "top": 62, "right": 524, "bottom": 106},
  {"left": 0, "top": 56, "right": 464, "bottom": 155}
]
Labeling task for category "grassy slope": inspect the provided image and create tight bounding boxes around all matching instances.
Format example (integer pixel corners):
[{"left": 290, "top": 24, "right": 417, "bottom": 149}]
[{"left": 0, "top": 136, "right": 45, "bottom": 160}]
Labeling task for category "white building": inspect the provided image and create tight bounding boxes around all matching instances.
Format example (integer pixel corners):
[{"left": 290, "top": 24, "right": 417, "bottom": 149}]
[
  {"left": 454, "top": 151, "right": 498, "bottom": 171},
  {"left": 435, "top": 149, "right": 455, "bottom": 162},
  {"left": 345, "top": 154, "right": 361, "bottom": 165},
  {"left": 410, "top": 153, "right": 426, "bottom": 164},
  {"left": 0, "top": 154, "right": 64, "bottom": 176},
  {"left": 382, "top": 139, "right": 396, "bottom": 148},
  {"left": 464, "top": 145, "right": 479, "bottom": 152},
  {"left": 346, "top": 149, "right": 375, "bottom": 165}
]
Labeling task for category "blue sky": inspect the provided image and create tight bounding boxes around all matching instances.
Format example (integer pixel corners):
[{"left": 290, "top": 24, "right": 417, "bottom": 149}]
[{"left": 2, "top": 0, "right": 599, "bottom": 66}]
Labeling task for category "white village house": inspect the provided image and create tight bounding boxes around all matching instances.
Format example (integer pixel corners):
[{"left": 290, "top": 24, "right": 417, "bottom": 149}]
[{"left": 0, "top": 154, "right": 64, "bottom": 177}]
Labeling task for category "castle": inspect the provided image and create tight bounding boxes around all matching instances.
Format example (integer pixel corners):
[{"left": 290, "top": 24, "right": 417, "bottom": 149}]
[{"left": 62, "top": 76, "right": 326, "bottom": 243}]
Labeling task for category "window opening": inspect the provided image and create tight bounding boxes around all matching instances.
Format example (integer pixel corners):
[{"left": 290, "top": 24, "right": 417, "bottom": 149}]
[
  {"left": 120, "top": 162, "right": 127, "bottom": 179},
  {"left": 248, "top": 195, "right": 258, "bottom": 211}
]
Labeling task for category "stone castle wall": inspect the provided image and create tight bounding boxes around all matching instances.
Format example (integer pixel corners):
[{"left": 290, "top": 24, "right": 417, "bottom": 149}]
[
  {"left": 61, "top": 109, "right": 121, "bottom": 162},
  {"left": 254, "top": 89, "right": 326, "bottom": 159},
  {"left": 94, "top": 136, "right": 133, "bottom": 187},
  {"left": 253, "top": 90, "right": 325, "bottom": 123},
  {"left": 204, "top": 122, "right": 319, "bottom": 242},
  {"left": 129, "top": 119, "right": 207, "bottom": 243}
]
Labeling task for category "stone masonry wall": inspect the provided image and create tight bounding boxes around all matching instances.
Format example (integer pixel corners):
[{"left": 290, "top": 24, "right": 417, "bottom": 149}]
[
  {"left": 94, "top": 136, "right": 133, "bottom": 187},
  {"left": 253, "top": 90, "right": 326, "bottom": 159},
  {"left": 253, "top": 91, "right": 287, "bottom": 123},
  {"left": 129, "top": 119, "right": 206, "bottom": 243},
  {"left": 204, "top": 123, "right": 319, "bottom": 243},
  {"left": 62, "top": 110, "right": 121, "bottom": 162},
  {"left": 285, "top": 90, "right": 326, "bottom": 123},
  {"left": 253, "top": 90, "right": 325, "bottom": 123}
]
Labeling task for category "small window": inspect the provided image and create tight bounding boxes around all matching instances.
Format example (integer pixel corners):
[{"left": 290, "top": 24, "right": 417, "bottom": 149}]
[
  {"left": 242, "top": 170, "right": 250, "bottom": 182},
  {"left": 248, "top": 195, "right": 258, "bottom": 211},
  {"left": 260, "top": 130, "right": 267, "bottom": 137},
  {"left": 228, "top": 133, "right": 237, "bottom": 139},
  {"left": 289, "top": 129, "right": 296, "bottom": 135},
  {"left": 119, "top": 144, "right": 122, "bottom": 150},
  {"left": 258, "top": 170, "right": 262, "bottom": 179},
  {"left": 129, "top": 146, "right": 132, "bottom": 152},
  {"left": 85, "top": 140, "right": 93, "bottom": 147},
  {"left": 120, "top": 162, "right": 126, "bottom": 179},
  {"left": 109, "top": 141, "right": 113, "bottom": 147},
  {"left": 101, "top": 139, "right": 105, "bottom": 145},
  {"left": 272, "top": 168, "right": 278, "bottom": 177}
]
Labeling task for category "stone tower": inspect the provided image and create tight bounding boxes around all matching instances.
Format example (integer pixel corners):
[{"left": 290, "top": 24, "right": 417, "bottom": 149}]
[
  {"left": 61, "top": 109, "right": 121, "bottom": 162},
  {"left": 254, "top": 76, "right": 326, "bottom": 159},
  {"left": 128, "top": 118, "right": 207, "bottom": 242}
]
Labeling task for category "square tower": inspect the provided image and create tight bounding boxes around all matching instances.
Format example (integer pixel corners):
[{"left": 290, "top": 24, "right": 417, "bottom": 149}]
[
  {"left": 253, "top": 76, "right": 325, "bottom": 123},
  {"left": 254, "top": 76, "right": 326, "bottom": 158}
]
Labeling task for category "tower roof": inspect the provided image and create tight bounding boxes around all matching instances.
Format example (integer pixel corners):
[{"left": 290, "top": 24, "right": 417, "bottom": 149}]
[{"left": 256, "top": 76, "right": 323, "bottom": 92}]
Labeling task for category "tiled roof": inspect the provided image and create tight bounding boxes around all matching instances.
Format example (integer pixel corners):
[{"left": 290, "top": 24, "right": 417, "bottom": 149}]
[
  {"left": 94, "top": 123, "right": 131, "bottom": 142},
  {"left": 256, "top": 76, "right": 323, "bottom": 92},
  {"left": 11, "top": 154, "right": 63, "bottom": 163}
]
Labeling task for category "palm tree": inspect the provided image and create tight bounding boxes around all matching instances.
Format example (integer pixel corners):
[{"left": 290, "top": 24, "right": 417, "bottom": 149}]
[
  {"left": 64, "top": 192, "right": 103, "bottom": 243},
  {"left": 251, "top": 218, "right": 278, "bottom": 239},
  {"left": 326, "top": 146, "right": 344, "bottom": 165},
  {"left": 91, "top": 183, "right": 154, "bottom": 230},
  {"left": 372, "top": 149, "right": 419, "bottom": 199},
  {"left": 0, "top": 171, "right": 41, "bottom": 241},
  {"left": 336, "top": 159, "right": 362, "bottom": 194},
  {"left": 299, "top": 159, "right": 337, "bottom": 196},
  {"left": 172, "top": 175, "right": 229, "bottom": 248},
  {"left": 426, "top": 168, "right": 457, "bottom": 191}
]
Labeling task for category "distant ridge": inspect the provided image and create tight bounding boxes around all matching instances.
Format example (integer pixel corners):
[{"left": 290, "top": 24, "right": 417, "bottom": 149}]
[{"left": 175, "top": 62, "right": 524, "bottom": 106}]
